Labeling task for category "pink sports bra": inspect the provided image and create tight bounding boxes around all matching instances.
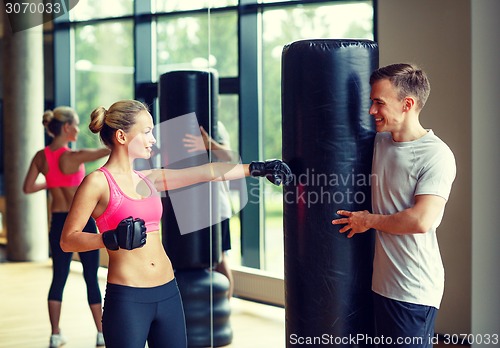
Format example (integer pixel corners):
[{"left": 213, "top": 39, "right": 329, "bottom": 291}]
[
  {"left": 95, "top": 167, "right": 162, "bottom": 233},
  {"left": 44, "top": 146, "right": 85, "bottom": 188}
]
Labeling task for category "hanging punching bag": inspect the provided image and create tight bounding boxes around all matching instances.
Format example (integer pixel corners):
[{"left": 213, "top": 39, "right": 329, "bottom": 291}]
[
  {"left": 158, "top": 69, "right": 221, "bottom": 269},
  {"left": 158, "top": 70, "right": 232, "bottom": 347},
  {"left": 282, "top": 39, "right": 378, "bottom": 347}
]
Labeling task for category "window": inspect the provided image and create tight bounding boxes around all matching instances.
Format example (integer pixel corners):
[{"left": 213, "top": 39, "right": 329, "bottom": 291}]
[
  {"left": 74, "top": 21, "right": 134, "bottom": 172},
  {"left": 52, "top": 0, "right": 374, "bottom": 298},
  {"left": 261, "top": 1, "right": 374, "bottom": 275},
  {"left": 156, "top": 11, "right": 237, "bottom": 77},
  {"left": 70, "top": 0, "right": 134, "bottom": 21},
  {"left": 155, "top": 0, "right": 238, "bottom": 13}
]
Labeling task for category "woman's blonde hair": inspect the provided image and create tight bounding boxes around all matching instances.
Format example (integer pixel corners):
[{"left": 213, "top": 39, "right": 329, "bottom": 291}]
[
  {"left": 42, "top": 106, "right": 77, "bottom": 137},
  {"left": 89, "top": 100, "right": 149, "bottom": 147}
]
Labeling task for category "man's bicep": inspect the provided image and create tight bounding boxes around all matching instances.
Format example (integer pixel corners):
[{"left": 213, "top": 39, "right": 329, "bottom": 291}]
[{"left": 413, "top": 194, "right": 447, "bottom": 230}]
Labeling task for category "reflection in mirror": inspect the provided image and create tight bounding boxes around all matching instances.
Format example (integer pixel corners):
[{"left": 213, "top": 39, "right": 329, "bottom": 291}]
[
  {"left": 155, "top": 4, "right": 233, "bottom": 346},
  {"left": 59, "top": 1, "right": 375, "bottom": 346}
]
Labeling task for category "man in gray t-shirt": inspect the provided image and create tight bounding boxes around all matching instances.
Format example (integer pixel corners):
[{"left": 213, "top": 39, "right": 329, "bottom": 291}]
[{"left": 332, "top": 63, "right": 456, "bottom": 347}]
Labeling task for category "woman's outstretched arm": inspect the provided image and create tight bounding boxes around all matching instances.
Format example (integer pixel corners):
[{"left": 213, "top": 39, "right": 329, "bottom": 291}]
[{"left": 146, "top": 160, "right": 292, "bottom": 192}]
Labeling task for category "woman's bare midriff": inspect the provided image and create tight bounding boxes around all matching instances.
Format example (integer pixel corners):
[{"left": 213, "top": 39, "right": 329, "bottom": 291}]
[{"left": 106, "top": 231, "right": 175, "bottom": 287}]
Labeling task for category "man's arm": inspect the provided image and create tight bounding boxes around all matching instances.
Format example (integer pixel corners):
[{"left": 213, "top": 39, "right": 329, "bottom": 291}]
[
  {"left": 331, "top": 194, "right": 447, "bottom": 238},
  {"left": 183, "top": 126, "right": 235, "bottom": 162}
]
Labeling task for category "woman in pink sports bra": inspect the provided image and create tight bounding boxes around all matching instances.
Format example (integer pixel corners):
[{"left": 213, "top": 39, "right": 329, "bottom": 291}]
[
  {"left": 23, "top": 106, "right": 110, "bottom": 348},
  {"left": 60, "top": 99, "right": 292, "bottom": 348}
]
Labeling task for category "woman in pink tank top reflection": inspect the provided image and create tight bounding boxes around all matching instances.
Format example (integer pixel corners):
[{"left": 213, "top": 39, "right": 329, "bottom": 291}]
[
  {"left": 60, "top": 100, "right": 292, "bottom": 348},
  {"left": 23, "top": 107, "right": 110, "bottom": 348}
]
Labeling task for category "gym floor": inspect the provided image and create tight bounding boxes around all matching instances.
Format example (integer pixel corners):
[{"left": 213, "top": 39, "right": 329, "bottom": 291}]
[
  {"left": 0, "top": 249, "right": 285, "bottom": 348},
  {"left": 0, "top": 247, "right": 465, "bottom": 348}
]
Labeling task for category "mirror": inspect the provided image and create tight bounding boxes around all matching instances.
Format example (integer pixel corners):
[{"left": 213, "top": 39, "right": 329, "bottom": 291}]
[{"left": 0, "top": 0, "right": 373, "bottom": 346}]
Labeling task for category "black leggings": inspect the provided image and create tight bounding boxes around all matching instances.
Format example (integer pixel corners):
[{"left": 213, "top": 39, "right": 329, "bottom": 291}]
[
  {"left": 102, "top": 280, "right": 187, "bottom": 348},
  {"left": 48, "top": 212, "right": 102, "bottom": 305}
]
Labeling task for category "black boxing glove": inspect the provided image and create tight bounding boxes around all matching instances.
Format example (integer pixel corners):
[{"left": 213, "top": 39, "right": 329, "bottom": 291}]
[
  {"left": 102, "top": 217, "right": 147, "bottom": 251},
  {"left": 249, "top": 159, "right": 293, "bottom": 186},
  {"left": 117, "top": 217, "right": 147, "bottom": 250},
  {"left": 102, "top": 229, "right": 119, "bottom": 251}
]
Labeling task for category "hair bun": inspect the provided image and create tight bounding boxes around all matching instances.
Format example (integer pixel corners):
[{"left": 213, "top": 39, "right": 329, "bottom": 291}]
[
  {"left": 89, "top": 106, "right": 107, "bottom": 133},
  {"left": 42, "top": 110, "right": 54, "bottom": 126}
]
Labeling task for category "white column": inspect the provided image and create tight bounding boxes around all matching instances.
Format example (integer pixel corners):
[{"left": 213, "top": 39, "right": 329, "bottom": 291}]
[{"left": 2, "top": 12, "right": 48, "bottom": 261}]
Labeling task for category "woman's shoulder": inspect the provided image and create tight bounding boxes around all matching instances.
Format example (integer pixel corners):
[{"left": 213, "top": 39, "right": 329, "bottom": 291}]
[
  {"left": 32, "top": 149, "right": 47, "bottom": 168},
  {"left": 58, "top": 147, "right": 81, "bottom": 168},
  {"left": 82, "top": 169, "right": 107, "bottom": 187},
  {"left": 72, "top": 170, "right": 109, "bottom": 201},
  {"left": 34, "top": 148, "right": 46, "bottom": 159}
]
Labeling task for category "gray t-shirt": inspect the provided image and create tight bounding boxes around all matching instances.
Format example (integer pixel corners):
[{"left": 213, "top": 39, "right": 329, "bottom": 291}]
[
  {"left": 371, "top": 130, "right": 456, "bottom": 308},
  {"left": 216, "top": 121, "right": 232, "bottom": 219}
]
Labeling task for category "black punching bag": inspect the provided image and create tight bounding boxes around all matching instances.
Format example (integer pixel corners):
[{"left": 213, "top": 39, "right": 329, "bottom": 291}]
[
  {"left": 159, "top": 70, "right": 232, "bottom": 347},
  {"left": 159, "top": 69, "right": 221, "bottom": 269},
  {"left": 282, "top": 39, "right": 378, "bottom": 347},
  {"left": 175, "top": 269, "right": 232, "bottom": 347}
]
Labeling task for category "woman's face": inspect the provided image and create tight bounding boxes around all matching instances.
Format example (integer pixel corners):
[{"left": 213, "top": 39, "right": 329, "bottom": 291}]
[
  {"left": 127, "top": 110, "right": 156, "bottom": 160},
  {"left": 65, "top": 115, "right": 80, "bottom": 142}
]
